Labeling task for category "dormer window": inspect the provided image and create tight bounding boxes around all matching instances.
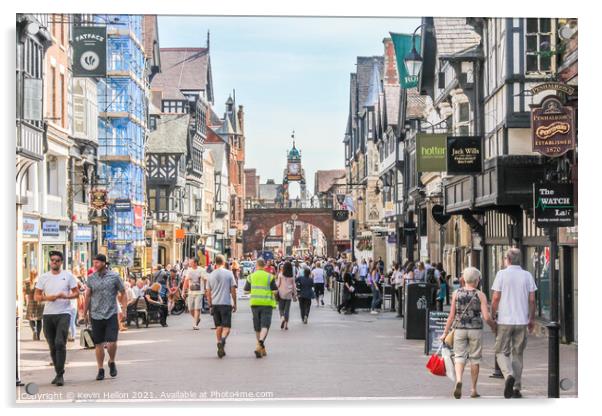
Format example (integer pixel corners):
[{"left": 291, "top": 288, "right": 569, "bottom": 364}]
[{"left": 162, "top": 100, "right": 185, "bottom": 113}]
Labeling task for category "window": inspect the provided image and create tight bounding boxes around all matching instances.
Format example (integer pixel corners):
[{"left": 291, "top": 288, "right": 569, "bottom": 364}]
[
  {"left": 46, "top": 156, "right": 59, "bottom": 196},
  {"left": 48, "top": 66, "right": 56, "bottom": 119},
  {"left": 455, "top": 101, "right": 471, "bottom": 135},
  {"left": 149, "top": 188, "right": 156, "bottom": 212},
  {"left": 59, "top": 74, "right": 65, "bottom": 127},
  {"left": 162, "top": 100, "right": 185, "bottom": 113},
  {"left": 526, "top": 18, "right": 554, "bottom": 74},
  {"left": 149, "top": 116, "right": 157, "bottom": 131}
]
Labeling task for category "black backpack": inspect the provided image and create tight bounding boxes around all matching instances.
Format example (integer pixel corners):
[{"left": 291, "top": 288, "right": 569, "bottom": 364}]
[{"left": 426, "top": 268, "right": 438, "bottom": 286}]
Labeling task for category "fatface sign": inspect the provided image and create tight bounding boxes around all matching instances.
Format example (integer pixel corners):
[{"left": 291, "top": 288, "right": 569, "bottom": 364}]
[
  {"left": 416, "top": 134, "right": 447, "bottom": 172},
  {"left": 446, "top": 136, "right": 482, "bottom": 174},
  {"left": 531, "top": 96, "right": 575, "bottom": 157},
  {"left": 333, "top": 209, "right": 350, "bottom": 222},
  {"left": 533, "top": 182, "right": 575, "bottom": 228},
  {"left": 72, "top": 26, "right": 106, "bottom": 77},
  {"left": 431, "top": 204, "right": 451, "bottom": 226}
]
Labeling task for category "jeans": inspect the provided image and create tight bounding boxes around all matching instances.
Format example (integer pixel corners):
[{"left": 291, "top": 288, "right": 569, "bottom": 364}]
[
  {"left": 42, "top": 314, "right": 71, "bottom": 376},
  {"left": 495, "top": 324, "right": 528, "bottom": 390},
  {"left": 68, "top": 307, "right": 77, "bottom": 339},
  {"left": 370, "top": 285, "right": 381, "bottom": 310},
  {"left": 278, "top": 299, "right": 292, "bottom": 321},
  {"left": 299, "top": 297, "right": 312, "bottom": 320}
]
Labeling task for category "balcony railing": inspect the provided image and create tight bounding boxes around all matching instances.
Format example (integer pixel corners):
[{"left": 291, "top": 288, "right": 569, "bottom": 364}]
[{"left": 17, "top": 123, "right": 44, "bottom": 161}]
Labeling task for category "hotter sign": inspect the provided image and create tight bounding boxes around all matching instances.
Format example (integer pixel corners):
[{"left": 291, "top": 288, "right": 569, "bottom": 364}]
[{"left": 531, "top": 96, "right": 575, "bottom": 157}]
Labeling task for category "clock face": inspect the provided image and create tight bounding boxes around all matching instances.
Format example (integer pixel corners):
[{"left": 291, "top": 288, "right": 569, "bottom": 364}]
[{"left": 289, "top": 163, "right": 300, "bottom": 175}]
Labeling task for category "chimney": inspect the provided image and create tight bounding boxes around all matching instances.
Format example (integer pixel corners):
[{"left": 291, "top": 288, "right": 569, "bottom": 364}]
[
  {"left": 237, "top": 105, "right": 244, "bottom": 135},
  {"left": 206, "top": 30, "right": 210, "bottom": 50}
]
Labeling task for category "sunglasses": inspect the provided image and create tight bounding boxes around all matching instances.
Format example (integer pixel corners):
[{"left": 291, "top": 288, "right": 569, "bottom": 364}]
[{"left": 50, "top": 258, "right": 62, "bottom": 263}]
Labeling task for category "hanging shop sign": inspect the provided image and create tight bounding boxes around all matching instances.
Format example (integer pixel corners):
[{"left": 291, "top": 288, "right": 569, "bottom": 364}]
[
  {"left": 42, "top": 220, "right": 60, "bottom": 237},
  {"left": 416, "top": 134, "right": 447, "bottom": 172},
  {"left": 530, "top": 82, "right": 577, "bottom": 96},
  {"left": 446, "top": 136, "right": 482, "bottom": 174},
  {"left": 390, "top": 32, "right": 421, "bottom": 88},
  {"left": 431, "top": 204, "right": 451, "bottom": 226},
  {"left": 175, "top": 228, "right": 185, "bottom": 241},
  {"left": 333, "top": 209, "right": 350, "bottom": 222},
  {"left": 533, "top": 182, "right": 575, "bottom": 228},
  {"left": 133, "top": 205, "right": 144, "bottom": 228},
  {"left": 74, "top": 225, "right": 93, "bottom": 243},
  {"left": 114, "top": 199, "right": 132, "bottom": 212},
  {"left": 90, "top": 189, "right": 108, "bottom": 210},
  {"left": 531, "top": 96, "right": 576, "bottom": 157},
  {"left": 72, "top": 26, "right": 106, "bottom": 77},
  {"left": 22, "top": 216, "right": 39, "bottom": 237}
]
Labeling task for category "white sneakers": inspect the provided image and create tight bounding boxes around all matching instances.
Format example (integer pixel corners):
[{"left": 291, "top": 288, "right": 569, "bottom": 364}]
[{"left": 370, "top": 310, "right": 378, "bottom": 315}]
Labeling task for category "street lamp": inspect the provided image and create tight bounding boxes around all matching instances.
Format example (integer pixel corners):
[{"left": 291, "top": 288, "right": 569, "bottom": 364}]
[{"left": 404, "top": 25, "right": 425, "bottom": 78}]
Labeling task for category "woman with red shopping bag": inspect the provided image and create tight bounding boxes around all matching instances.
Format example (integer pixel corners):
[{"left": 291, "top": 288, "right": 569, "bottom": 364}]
[{"left": 440, "top": 267, "right": 496, "bottom": 399}]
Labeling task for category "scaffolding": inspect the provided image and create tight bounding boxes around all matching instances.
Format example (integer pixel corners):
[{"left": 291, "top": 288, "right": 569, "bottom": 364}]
[{"left": 93, "top": 14, "right": 148, "bottom": 265}]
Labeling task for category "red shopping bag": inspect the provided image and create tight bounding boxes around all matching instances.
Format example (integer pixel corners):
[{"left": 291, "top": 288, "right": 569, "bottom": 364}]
[{"left": 426, "top": 347, "right": 446, "bottom": 376}]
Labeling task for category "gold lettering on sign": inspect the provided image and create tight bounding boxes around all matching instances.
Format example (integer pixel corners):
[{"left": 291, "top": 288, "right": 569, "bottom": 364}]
[{"left": 536, "top": 121, "right": 571, "bottom": 140}]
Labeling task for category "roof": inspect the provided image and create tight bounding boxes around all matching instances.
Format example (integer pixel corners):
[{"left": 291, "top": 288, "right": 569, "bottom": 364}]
[
  {"left": 147, "top": 113, "right": 190, "bottom": 154},
  {"left": 314, "top": 169, "right": 346, "bottom": 194},
  {"left": 205, "top": 126, "right": 227, "bottom": 144},
  {"left": 406, "top": 88, "right": 427, "bottom": 120},
  {"left": 208, "top": 107, "right": 222, "bottom": 127},
  {"left": 433, "top": 18, "right": 481, "bottom": 56},
  {"left": 356, "top": 56, "right": 384, "bottom": 111},
  {"left": 216, "top": 117, "right": 236, "bottom": 137},
  {"left": 384, "top": 84, "right": 401, "bottom": 126},
  {"left": 364, "top": 59, "right": 382, "bottom": 107},
  {"left": 150, "top": 48, "right": 210, "bottom": 100}
]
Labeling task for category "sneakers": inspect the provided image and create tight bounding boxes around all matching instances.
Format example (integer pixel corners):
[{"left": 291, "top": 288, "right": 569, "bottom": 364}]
[
  {"left": 96, "top": 368, "right": 105, "bottom": 381},
  {"left": 55, "top": 375, "right": 64, "bottom": 387},
  {"left": 217, "top": 341, "right": 225, "bottom": 358},
  {"left": 504, "top": 376, "right": 515, "bottom": 399},
  {"left": 512, "top": 390, "right": 522, "bottom": 398},
  {"left": 108, "top": 361, "right": 117, "bottom": 377},
  {"left": 254, "top": 343, "right": 263, "bottom": 359},
  {"left": 370, "top": 310, "right": 378, "bottom": 315},
  {"left": 303, "top": 316, "right": 308, "bottom": 324},
  {"left": 192, "top": 325, "right": 199, "bottom": 330},
  {"left": 453, "top": 382, "right": 462, "bottom": 399}
]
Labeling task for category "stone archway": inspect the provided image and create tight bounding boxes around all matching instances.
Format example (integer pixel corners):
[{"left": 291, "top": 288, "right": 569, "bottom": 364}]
[{"left": 243, "top": 208, "right": 335, "bottom": 257}]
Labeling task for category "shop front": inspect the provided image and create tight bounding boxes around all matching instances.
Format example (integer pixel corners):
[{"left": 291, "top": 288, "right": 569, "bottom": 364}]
[
  {"left": 22, "top": 215, "right": 40, "bottom": 281},
  {"left": 41, "top": 220, "right": 67, "bottom": 273},
  {"left": 73, "top": 224, "right": 93, "bottom": 270}
]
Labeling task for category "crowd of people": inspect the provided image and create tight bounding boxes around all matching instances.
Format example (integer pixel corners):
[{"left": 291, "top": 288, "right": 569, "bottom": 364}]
[{"left": 25, "top": 248, "right": 537, "bottom": 400}]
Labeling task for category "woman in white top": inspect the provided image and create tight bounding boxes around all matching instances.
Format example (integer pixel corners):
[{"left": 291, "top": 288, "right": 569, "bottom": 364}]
[{"left": 311, "top": 261, "right": 326, "bottom": 307}]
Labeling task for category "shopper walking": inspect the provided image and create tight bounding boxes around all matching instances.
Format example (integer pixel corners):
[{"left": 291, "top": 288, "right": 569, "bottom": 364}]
[
  {"left": 182, "top": 256, "right": 207, "bottom": 330},
  {"left": 83, "top": 254, "right": 127, "bottom": 381},
  {"left": 244, "top": 258, "right": 278, "bottom": 358},
  {"left": 206, "top": 255, "right": 237, "bottom": 358},
  {"left": 24, "top": 268, "right": 43, "bottom": 341},
  {"left": 440, "top": 267, "right": 496, "bottom": 399},
  {"left": 296, "top": 267, "right": 315, "bottom": 323},
  {"left": 368, "top": 264, "right": 382, "bottom": 314},
  {"left": 337, "top": 263, "right": 356, "bottom": 314},
  {"left": 359, "top": 259, "right": 369, "bottom": 281},
  {"left": 276, "top": 261, "right": 297, "bottom": 330},
  {"left": 491, "top": 248, "right": 537, "bottom": 399},
  {"left": 33, "top": 252, "right": 79, "bottom": 386},
  {"left": 311, "top": 261, "right": 326, "bottom": 306}
]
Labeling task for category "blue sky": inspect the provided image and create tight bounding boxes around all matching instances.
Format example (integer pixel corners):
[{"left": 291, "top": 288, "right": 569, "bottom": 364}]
[{"left": 157, "top": 16, "right": 420, "bottom": 195}]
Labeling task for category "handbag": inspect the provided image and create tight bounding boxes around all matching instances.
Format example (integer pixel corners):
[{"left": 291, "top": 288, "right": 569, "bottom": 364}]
[
  {"left": 441, "top": 344, "right": 456, "bottom": 382},
  {"left": 444, "top": 291, "right": 478, "bottom": 348},
  {"left": 426, "top": 345, "right": 446, "bottom": 377}
]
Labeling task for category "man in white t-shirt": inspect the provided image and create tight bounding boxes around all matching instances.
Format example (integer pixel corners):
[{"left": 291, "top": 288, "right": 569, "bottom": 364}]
[
  {"left": 311, "top": 262, "right": 326, "bottom": 306},
  {"left": 491, "top": 248, "right": 537, "bottom": 399},
  {"left": 34, "top": 251, "right": 79, "bottom": 387}
]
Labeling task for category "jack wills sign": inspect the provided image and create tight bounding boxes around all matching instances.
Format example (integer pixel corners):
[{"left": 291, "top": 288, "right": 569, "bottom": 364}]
[
  {"left": 531, "top": 96, "right": 575, "bottom": 157},
  {"left": 73, "top": 26, "right": 106, "bottom": 77},
  {"left": 533, "top": 182, "right": 575, "bottom": 228},
  {"left": 446, "top": 136, "right": 482, "bottom": 174}
]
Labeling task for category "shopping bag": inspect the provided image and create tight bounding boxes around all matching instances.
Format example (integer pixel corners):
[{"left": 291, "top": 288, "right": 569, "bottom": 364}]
[
  {"left": 80, "top": 327, "right": 95, "bottom": 349},
  {"left": 441, "top": 345, "right": 456, "bottom": 382},
  {"left": 426, "top": 346, "right": 446, "bottom": 376}
]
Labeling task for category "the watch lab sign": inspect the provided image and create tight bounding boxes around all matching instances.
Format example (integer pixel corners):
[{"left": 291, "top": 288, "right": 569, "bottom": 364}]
[
  {"left": 531, "top": 96, "right": 575, "bottom": 157},
  {"left": 533, "top": 182, "right": 575, "bottom": 228},
  {"left": 73, "top": 26, "right": 106, "bottom": 77}
]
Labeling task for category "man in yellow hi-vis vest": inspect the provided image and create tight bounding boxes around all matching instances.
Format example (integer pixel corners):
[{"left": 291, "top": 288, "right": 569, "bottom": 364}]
[{"left": 243, "top": 258, "right": 278, "bottom": 358}]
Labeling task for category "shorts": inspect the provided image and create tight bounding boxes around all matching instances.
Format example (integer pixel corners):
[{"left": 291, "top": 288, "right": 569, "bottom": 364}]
[
  {"left": 453, "top": 328, "right": 483, "bottom": 365},
  {"left": 212, "top": 305, "right": 233, "bottom": 328},
  {"left": 314, "top": 283, "right": 325, "bottom": 297},
  {"left": 91, "top": 314, "right": 119, "bottom": 345},
  {"left": 251, "top": 305, "right": 273, "bottom": 332},
  {"left": 187, "top": 291, "right": 203, "bottom": 311}
]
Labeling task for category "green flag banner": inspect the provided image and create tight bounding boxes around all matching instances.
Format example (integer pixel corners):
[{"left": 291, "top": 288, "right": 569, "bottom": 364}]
[{"left": 390, "top": 32, "right": 421, "bottom": 89}]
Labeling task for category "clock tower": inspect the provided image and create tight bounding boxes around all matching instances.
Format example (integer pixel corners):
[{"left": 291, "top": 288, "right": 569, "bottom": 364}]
[{"left": 282, "top": 131, "right": 307, "bottom": 203}]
